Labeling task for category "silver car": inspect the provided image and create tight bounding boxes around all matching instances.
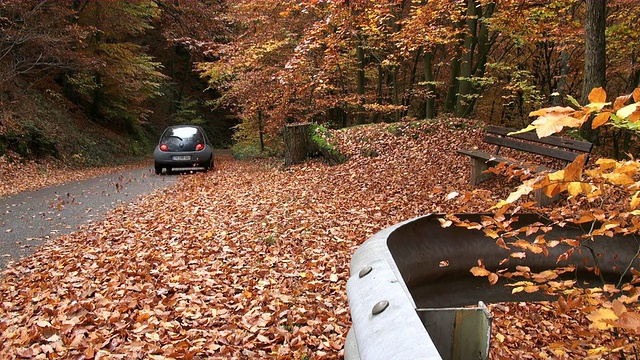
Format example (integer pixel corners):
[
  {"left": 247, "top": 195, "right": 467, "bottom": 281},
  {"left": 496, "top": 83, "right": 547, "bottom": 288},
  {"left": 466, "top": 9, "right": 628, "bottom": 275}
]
[{"left": 153, "top": 125, "right": 214, "bottom": 174}]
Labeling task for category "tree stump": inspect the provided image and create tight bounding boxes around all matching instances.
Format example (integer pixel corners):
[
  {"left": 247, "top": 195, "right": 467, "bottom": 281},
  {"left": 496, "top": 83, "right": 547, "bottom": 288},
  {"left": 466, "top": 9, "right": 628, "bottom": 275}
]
[{"left": 283, "top": 123, "right": 312, "bottom": 166}]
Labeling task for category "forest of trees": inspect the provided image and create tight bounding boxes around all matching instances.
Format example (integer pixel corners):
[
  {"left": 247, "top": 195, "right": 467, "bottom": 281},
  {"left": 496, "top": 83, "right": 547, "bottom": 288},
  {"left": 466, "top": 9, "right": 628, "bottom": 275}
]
[{"left": 0, "top": 0, "right": 639, "bottom": 160}]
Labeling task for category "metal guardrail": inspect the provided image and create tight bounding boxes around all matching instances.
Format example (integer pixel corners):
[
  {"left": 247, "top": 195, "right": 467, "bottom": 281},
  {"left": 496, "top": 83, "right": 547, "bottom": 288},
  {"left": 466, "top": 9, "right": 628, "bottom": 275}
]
[{"left": 345, "top": 213, "right": 640, "bottom": 360}]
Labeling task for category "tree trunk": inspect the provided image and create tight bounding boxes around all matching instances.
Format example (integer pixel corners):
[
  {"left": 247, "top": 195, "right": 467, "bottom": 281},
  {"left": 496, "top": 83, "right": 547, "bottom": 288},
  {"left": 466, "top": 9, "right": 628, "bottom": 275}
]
[
  {"left": 554, "top": 47, "right": 570, "bottom": 106},
  {"left": 455, "top": 0, "right": 478, "bottom": 118},
  {"left": 581, "top": 0, "right": 607, "bottom": 103},
  {"left": 463, "top": 1, "right": 496, "bottom": 117},
  {"left": 377, "top": 65, "right": 383, "bottom": 105},
  {"left": 424, "top": 50, "right": 435, "bottom": 119},
  {"left": 580, "top": 0, "right": 607, "bottom": 143},
  {"left": 626, "top": 52, "right": 640, "bottom": 92},
  {"left": 444, "top": 19, "right": 465, "bottom": 113},
  {"left": 392, "top": 67, "right": 400, "bottom": 122},
  {"left": 284, "top": 123, "right": 312, "bottom": 167},
  {"left": 258, "top": 111, "right": 265, "bottom": 153},
  {"left": 356, "top": 45, "right": 366, "bottom": 124}
]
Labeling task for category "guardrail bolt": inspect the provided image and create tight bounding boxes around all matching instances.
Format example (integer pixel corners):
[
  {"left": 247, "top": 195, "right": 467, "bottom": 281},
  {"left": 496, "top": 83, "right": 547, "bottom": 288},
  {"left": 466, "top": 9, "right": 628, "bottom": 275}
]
[
  {"left": 358, "top": 265, "right": 373, "bottom": 278},
  {"left": 372, "top": 300, "right": 389, "bottom": 315}
]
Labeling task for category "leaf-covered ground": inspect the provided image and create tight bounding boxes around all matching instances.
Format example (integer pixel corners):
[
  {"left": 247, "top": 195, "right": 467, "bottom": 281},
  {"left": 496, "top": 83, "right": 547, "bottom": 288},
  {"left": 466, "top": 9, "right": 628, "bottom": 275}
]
[
  {"left": 1, "top": 120, "right": 637, "bottom": 359},
  {"left": 0, "top": 153, "right": 145, "bottom": 198}
]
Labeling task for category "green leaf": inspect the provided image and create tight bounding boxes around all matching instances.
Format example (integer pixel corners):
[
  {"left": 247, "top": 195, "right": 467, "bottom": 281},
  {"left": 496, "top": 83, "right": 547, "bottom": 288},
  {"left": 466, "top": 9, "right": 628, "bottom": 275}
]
[{"left": 567, "top": 95, "right": 581, "bottom": 108}]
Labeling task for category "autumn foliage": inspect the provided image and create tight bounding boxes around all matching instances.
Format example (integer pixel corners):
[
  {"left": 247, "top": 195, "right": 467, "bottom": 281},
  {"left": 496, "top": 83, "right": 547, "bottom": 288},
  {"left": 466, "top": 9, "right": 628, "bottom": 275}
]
[{"left": 449, "top": 88, "right": 640, "bottom": 357}]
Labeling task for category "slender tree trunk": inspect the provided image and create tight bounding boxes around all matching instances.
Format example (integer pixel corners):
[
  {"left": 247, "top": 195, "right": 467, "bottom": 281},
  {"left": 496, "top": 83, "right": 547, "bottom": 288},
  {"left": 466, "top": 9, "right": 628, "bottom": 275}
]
[
  {"left": 356, "top": 44, "right": 366, "bottom": 124},
  {"left": 377, "top": 65, "right": 383, "bottom": 105},
  {"left": 444, "top": 19, "right": 465, "bottom": 113},
  {"left": 169, "top": 45, "right": 176, "bottom": 114},
  {"left": 404, "top": 48, "right": 422, "bottom": 117},
  {"left": 392, "top": 67, "right": 400, "bottom": 122},
  {"left": 424, "top": 50, "right": 435, "bottom": 119},
  {"left": 464, "top": 2, "right": 495, "bottom": 117},
  {"left": 626, "top": 53, "right": 640, "bottom": 92},
  {"left": 258, "top": 110, "right": 264, "bottom": 153},
  {"left": 554, "top": 47, "right": 570, "bottom": 106},
  {"left": 177, "top": 51, "right": 191, "bottom": 107},
  {"left": 454, "top": 0, "right": 478, "bottom": 118}
]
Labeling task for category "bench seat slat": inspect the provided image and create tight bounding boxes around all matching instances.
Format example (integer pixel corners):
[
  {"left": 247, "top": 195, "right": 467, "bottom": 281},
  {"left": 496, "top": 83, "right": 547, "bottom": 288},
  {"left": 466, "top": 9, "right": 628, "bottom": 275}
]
[
  {"left": 456, "top": 149, "right": 551, "bottom": 173},
  {"left": 484, "top": 135, "right": 581, "bottom": 164},
  {"left": 487, "top": 125, "right": 593, "bottom": 153}
]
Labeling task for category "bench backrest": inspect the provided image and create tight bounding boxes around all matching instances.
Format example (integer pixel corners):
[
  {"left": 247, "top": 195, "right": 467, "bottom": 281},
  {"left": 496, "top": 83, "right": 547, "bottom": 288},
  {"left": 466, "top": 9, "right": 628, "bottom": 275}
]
[{"left": 484, "top": 125, "right": 593, "bottom": 164}]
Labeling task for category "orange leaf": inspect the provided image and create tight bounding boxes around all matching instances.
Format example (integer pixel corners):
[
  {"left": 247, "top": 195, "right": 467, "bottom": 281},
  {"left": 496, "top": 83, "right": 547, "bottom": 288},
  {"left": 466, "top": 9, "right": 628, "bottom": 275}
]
[
  {"left": 615, "top": 312, "right": 640, "bottom": 332},
  {"left": 470, "top": 266, "right": 490, "bottom": 277},
  {"left": 588, "top": 87, "right": 607, "bottom": 103},
  {"left": 591, "top": 111, "right": 610, "bottom": 129},
  {"left": 614, "top": 94, "right": 632, "bottom": 111},
  {"left": 488, "top": 272, "right": 499, "bottom": 285},
  {"left": 633, "top": 87, "right": 640, "bottom": 102}
]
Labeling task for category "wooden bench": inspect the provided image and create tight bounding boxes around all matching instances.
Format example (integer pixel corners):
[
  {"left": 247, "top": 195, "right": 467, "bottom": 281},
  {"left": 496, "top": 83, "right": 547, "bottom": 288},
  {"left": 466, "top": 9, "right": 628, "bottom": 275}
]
[{"left": 458, "top": 125, "right": 593, "bottom": 205}]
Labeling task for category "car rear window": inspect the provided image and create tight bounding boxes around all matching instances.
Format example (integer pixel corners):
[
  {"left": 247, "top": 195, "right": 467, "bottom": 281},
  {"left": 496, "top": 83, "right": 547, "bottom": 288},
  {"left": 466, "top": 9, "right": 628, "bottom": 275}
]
[{"left": 161, "top": 127, "right": 204, "bottom": 151}]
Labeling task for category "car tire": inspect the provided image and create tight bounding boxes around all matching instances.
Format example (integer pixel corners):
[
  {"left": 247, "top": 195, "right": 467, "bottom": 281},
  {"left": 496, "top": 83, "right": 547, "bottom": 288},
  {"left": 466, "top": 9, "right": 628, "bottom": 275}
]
[
  {"left": 204, "top": 156, "right": 214, "bottom": 172},
  {"left": 154, "top": 162, "right": 163, "bottom": 175}
]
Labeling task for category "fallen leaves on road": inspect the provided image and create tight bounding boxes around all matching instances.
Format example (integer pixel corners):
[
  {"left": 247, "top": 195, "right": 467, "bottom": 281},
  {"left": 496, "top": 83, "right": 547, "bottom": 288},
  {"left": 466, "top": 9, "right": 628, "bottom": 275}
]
[
  {"left": 0, "top": 119, "right": 636, "bottom": 359},
  {"left": 0, "top": 152, "right": 145, "bottom": 197}
]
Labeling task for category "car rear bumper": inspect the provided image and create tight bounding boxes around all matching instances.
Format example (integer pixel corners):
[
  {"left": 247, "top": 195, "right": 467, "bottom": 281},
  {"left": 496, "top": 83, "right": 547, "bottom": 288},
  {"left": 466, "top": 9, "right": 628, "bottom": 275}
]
[{"left": 153, "top": 148, "right": 213, "bottom": 167}]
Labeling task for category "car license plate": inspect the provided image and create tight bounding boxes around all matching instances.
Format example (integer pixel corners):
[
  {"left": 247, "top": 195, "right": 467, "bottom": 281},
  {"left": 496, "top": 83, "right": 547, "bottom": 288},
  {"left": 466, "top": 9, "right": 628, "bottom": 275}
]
[{"left": 172, "top": 155, "right": 191, "bottom": 161}]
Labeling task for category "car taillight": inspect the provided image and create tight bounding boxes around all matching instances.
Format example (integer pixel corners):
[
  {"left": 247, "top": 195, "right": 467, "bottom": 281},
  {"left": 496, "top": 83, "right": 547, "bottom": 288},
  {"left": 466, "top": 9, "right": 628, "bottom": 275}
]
[
  {"left": 159, "top": 144, "right": 169, "bottom": 151},
  {"left": 195, "top": 143, "right": 205, "bottom": 151}
]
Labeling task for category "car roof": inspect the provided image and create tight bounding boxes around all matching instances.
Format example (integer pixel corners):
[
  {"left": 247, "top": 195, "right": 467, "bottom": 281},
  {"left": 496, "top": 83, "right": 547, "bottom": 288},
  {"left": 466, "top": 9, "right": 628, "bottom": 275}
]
[{"left": 165, "top": 125, "right": 203, "bottom": 130}]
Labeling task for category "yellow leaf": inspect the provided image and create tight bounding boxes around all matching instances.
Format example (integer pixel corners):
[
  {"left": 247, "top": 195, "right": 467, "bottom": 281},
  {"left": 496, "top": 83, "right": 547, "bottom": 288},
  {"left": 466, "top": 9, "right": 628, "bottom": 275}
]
[
  {"left": 529, "top": 106, "right": 574, "bottom": 117},
  {"left": 602, "top": 172, "right": 635, "bottom": 186},
  {"left": 596, "top": 158, "right": 618, "bottom": 170},
  {"left": 567, "top": 182, "right": 584, "bottom": 197},
  {"left": 630, "top": 192, "right": 640, "bottom": 210},
  {"left": 542, "top": 182, "right": 565, "bottom": 198},
  {"left": 484, "top": 228, "right": 499, "bottom": 239},
  {"left": 531, "top": 113, "right": 570, "bottom": 137},
  {"left": 438, "top": 218, "right": 453, "bottom": 228},
  {"left": 587, "top": 308, "right": 618, "bottom": 330},
  {"left": 505, "top": 179, "right": 535, "bottom": 204},
  {"left": 588, "top": 347, "right": 610, "bottom": 356},
  {"left": 489, "top": 200, "right": 510, "bottom": 210},
  {"left": 616, "top": 102, "right": 640, "bottom": 119},
  {"left": 507, "top": 124, "right": 536, "bottom": 136}
]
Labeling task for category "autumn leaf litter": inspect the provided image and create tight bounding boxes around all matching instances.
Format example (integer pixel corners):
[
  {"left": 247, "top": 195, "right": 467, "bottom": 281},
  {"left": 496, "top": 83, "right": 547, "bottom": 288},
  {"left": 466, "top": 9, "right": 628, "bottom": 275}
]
[{"left": 1, "top": 119, "right": 635, "bottom": 359}]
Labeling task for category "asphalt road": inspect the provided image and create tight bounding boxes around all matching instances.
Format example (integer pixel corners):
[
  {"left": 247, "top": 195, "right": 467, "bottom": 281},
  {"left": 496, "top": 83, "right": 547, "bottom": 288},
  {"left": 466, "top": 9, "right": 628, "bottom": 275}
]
[{"left": 0, "top": 165, "right": 179, "bottom": 269}]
